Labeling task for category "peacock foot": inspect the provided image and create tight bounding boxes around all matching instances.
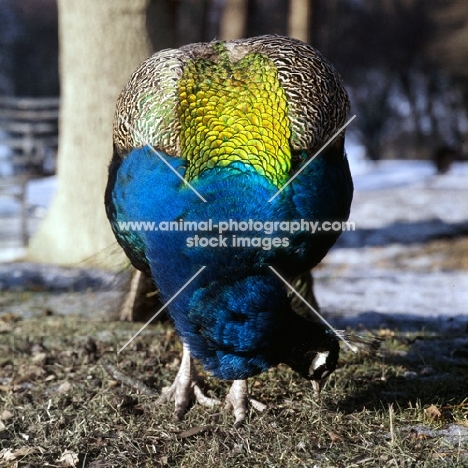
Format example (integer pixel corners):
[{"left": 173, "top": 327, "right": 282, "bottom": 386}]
[
  {"left": 225, "top": 379, "right": 268, "bottom": 427},
  {"left": 157, "top": 343, "right": 220, "bottom": 419}
]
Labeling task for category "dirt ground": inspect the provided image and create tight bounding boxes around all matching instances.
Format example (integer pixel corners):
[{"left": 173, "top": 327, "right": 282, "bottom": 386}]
[{"left": 0, "top": 248, "right": 467, "bottom": 467}]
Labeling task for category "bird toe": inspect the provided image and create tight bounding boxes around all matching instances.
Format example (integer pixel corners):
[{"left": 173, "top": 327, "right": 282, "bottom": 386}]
[
  {"left": 225, "top": 379, "right": 267, "bottom": 427},
  {"left": 157, "top": 344, "right": 220, "bottom": 419}
]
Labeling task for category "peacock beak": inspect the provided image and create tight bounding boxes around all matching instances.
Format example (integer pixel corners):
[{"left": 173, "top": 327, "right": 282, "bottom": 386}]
[
  {"left": 311, "top": 372, "right": 331, "bottom": 398},
  {"left": 311, "top": 379, "right": 323, "bottom": 398}
]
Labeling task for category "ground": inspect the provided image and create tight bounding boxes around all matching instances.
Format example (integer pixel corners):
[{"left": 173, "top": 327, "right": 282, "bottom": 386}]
[
  {"left": 0, "top": 313, "right": 467, "bottom": 467},
  {"left": 0, "top": 156, "right": 467, "bottom": 467}
]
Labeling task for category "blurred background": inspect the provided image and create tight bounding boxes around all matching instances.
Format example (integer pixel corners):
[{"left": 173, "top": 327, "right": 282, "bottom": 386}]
[
  {"left": 1, "top": 0, "right": 467, "bottom": 161},
  {"left": 0, "top": 0, "right": 466, "bottom": 324}
]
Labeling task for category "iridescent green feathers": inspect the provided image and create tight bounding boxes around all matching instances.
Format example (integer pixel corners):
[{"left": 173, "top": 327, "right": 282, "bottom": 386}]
[
  {"left": 113, "top": 35, "right": 349, "bottom": 188},
  {"left": 178, "top": 43, "right": 291, "bottom": 186}
]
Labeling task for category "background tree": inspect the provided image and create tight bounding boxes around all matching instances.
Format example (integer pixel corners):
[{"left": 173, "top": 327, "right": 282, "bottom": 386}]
[
  {"left": 27, "top": 0, "right": 154, "bottom": 265},
  {"left": 312, "top": 0, "right": 468, "bottom": 160},
  {"left": 0, "top": 0, "right": 20, "bottom": 95}
]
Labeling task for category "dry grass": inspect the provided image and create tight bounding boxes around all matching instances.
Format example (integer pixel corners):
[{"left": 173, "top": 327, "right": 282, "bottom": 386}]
[{"left": 0, "top": 314, "right": 467, "bottom": 467}]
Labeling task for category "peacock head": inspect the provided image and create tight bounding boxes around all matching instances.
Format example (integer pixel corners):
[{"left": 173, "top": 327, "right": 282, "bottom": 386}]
[{"left": 284, "top": 323, "right": 340, "bottom": 397}]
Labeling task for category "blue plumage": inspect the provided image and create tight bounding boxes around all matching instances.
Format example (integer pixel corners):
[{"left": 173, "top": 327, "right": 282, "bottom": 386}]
[{"left": 106, "top": 141, "right": 352, "bottom": 379}]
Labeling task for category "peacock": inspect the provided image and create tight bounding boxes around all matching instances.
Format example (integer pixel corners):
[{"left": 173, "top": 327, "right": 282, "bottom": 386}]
[{"left": 105, "top": 35, "right": 356, "bottom": 425}]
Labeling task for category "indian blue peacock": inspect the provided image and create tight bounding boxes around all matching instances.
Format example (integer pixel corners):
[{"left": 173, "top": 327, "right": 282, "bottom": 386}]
[{"left": 105, "top": 35, "right": 357, "bottom": 425}]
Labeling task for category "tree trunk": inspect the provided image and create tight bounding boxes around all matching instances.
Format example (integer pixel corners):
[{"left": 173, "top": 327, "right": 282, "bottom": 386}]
[
  {"left": 288, "top": 0, "right": 310, "bottom": 43},
  {"left": 219, "top": 0, "right": 247, "bottom": 41},
  {"left": 27, "top": 0, "right": 152, "bottom": 267}
]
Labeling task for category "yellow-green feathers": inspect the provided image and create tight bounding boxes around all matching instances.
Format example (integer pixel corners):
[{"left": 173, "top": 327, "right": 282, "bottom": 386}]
[{"left": 178, "top": 44, "right": 291, "bottom": 187}]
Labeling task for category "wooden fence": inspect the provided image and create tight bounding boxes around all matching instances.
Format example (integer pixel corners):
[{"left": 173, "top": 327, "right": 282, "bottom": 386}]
[{"left": 0, "top": 96, "right": 59, "bottom": 245}]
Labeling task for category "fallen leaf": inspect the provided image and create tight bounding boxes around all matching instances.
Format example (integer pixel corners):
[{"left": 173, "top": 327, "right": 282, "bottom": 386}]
[
  {"left": 410, "top": 431, "right": 434, "bottom": 441},
  {"left": 178, "top": 425, "right": 213, "bottom": 438},
  {"left": 13, "top": 365, "right": 45, "bottom": 384},
  {"left": 328, "top": 430, "right": 343, "bottom": 443},
  {"left": 425, "top": 404, "right": 442, "bottom": 420},
  {"left": 432, "top": 450, "right": 468, "bottom": 459},
  {"left": 31, "top": 352, "right": 48, "bottom": 365},
  {"left": 0, "top": 321, "right": 13, "bottom": 333},
  {"left": 57, "top": 381, "right": 72, "bottom": 394},
  {"left": 0, "top": 446, "right": 44, "bottom": 461},
  {"left": 0, "top": 313, "right": 19, "bottom": 323},
  {"left": 57, "top": 450, "right": 79, "bottom": 467},
  {"left": 0, "top": 409, "right": 14, "bottom": 420},
  {"left": 0, "top": 449, "right": 15, "bottom": 461}
]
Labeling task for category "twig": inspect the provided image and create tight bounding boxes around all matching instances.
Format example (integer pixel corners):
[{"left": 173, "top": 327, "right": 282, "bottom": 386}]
[
  {"left": 119, "top": 270, "right": 142, "bottom": 321},
  {"left": 389, "top": 403, "right": 395, "bottom": 445},
  {"left": 101, "top": 358, "right": 158, "bottom": 396}
]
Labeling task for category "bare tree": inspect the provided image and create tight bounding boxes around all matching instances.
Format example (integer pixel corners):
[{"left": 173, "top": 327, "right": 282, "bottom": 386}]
[
  {"left": 428, "top": 0, "right": 468, "bottom": 81},
  {"left": 312, "top": 0, "right": 468, "bottom": 160},
  {"left": 288, "top": 0, "right": 310, "bottom": 42},
  {"left": 428, "top": 0, "right": 468, "bottom": 113},
  {"left": 27, "top": 0, "right": 153, "bottom": 266},
  {"left": 220, "top": 0, "right": 247, "bottom": 40}
]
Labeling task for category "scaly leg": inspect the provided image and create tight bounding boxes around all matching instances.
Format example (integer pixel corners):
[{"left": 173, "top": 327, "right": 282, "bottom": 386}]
[
  {"left": 225, "top": 379, "right": 268, "bottom": 427},
  {"left": 157, "top": 343, "right": 220, "bottom": 419}
]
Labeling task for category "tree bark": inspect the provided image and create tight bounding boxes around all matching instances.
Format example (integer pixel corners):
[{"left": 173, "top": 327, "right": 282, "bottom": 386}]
[
  {"left": 27, "top": 0, "right": 152, "bottom": 267},
  {"left": 219, "top": 0, "right": 247, "bottom": 41},
  {"left": 288, "top": 0, "right": 310, "bottom": 43}
]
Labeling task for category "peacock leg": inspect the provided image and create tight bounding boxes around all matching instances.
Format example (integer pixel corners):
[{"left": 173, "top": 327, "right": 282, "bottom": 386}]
[
  {"left": 225, "top": 379, "right": 268, "bottom": 426},
  {"left": 157, "top": 343, "right": 220, "bottom": 419}
]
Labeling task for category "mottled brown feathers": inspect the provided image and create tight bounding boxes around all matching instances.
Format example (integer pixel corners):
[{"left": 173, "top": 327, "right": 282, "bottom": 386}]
[{"left": 113, "top": 34, "right": 349, "bottom": 164}]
